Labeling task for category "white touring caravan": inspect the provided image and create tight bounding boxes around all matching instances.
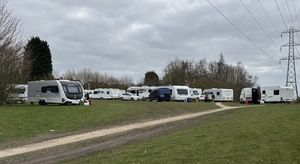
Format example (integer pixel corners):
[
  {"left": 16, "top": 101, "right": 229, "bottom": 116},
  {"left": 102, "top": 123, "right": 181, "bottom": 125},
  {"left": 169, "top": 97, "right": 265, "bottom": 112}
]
[
  {"left": 190, "top": 88, "right": 202, "bottom": 101},
  {"left": 203, "top": 88, "right": 234, "bottom": 102},
  {"left": 28, "top": 80, "right": 84, "bottom": 105},
  {"left": 240, "top": 87, "right": 261, "bottom": 104},
  {"left": 7, "top": 84, "right": 28, "bottom": 103},
  {"left": 127, "top": 86, "right": 155, "bottom": 100},
  {"left": 91, "top": 88, "right": 125, "bottom": 99},
  {"left": 166, "top": 85, "right": 192, "bottom": 102},
  {"left": 260, "top": 86, "right": 295, "bottom": 103}
]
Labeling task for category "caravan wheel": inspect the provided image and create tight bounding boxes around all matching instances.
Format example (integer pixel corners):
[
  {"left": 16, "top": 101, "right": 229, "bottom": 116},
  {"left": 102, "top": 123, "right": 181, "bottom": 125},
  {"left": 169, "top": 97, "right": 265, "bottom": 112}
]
[{"left": 38, "top": 100, "right": 46, "bottom": 105}]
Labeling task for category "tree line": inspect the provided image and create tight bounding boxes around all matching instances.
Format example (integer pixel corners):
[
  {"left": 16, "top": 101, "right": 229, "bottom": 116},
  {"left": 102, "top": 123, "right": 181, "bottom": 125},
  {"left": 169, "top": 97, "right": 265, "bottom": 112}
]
[
  {"left": 160, "top": 54, "right": 257, "bottom": 100},
  {"left": 62, "top": 69, "right": 133, "bottom": 90}
]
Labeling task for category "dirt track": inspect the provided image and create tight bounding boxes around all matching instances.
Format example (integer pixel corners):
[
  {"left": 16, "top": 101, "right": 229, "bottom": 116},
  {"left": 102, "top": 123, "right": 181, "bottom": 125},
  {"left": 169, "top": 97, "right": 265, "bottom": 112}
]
[{"left": 0, "top": 103, "right": 245, "bottom": 163}]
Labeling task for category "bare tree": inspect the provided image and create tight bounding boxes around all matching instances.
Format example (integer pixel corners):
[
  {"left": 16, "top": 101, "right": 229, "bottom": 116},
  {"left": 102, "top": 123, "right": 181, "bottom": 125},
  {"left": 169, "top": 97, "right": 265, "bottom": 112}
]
[
  {"left": 162, "top": 55, "right": 257, "bottom": 100},
  {"left": 62, "top": 69, "right": 133, "bottom": 89},
  {"left": 0, "top": 1, "right": 23, "bottom": 105}
]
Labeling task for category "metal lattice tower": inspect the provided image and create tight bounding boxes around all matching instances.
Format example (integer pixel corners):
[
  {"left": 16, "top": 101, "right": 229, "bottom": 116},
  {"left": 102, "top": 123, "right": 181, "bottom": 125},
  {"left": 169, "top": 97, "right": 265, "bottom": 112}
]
[{"left": 280, "top": 27, "right": 300, "bottom": 98}]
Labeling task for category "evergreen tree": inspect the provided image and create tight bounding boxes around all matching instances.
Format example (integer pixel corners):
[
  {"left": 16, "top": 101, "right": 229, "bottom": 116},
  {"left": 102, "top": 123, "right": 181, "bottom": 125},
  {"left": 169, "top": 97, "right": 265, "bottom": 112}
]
[
  {"left": 144, "top": 71, "right": 159, "bottom": 86},
  {"left": 23, "top": 37, "right": 53, "bottom": 80}
]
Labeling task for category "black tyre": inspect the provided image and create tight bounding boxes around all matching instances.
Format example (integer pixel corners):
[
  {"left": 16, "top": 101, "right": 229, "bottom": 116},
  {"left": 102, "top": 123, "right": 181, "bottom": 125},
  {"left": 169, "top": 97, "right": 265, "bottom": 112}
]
[{"left": 38, "top": 100, "right": 46, "bottom": 105}]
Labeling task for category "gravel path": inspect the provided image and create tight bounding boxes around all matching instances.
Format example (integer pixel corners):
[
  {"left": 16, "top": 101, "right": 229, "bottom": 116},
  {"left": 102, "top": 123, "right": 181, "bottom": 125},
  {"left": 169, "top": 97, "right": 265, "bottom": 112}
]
[{"left": 0, "top": 102, "right": 242, "bottom": 159}]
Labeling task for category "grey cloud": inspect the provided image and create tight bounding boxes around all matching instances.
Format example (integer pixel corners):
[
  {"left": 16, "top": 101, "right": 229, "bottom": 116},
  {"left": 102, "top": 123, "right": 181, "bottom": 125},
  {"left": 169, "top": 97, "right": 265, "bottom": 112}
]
[{"left": 7, "top": 0, "right": 300, "bottom": 92}]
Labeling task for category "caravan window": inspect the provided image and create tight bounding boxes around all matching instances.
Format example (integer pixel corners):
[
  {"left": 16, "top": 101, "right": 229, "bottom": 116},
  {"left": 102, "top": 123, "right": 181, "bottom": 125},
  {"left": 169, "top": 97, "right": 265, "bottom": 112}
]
[
  {"left": 67, "top": 86, "right": 81, "bottom": 94},
  {"left": 216, "top": 92, "right": 220, "bottom": 96},
  {"left": 177, "top": 89, "right": 188, "bottom": 95},
  {"left": 93, "top": 91, "right": 100, "bottom": 94},
  {"left": 107, "top": 91, "right": 110, "bottom": 94},
  {"left": 41, "top": 86, "right": 59, "bottom": 93},
  {"left": 274, "top": 90, "right": 280, "bottom": 95},
  {"left": 262, "top": 90, "right": 266, "bottom": 94}
]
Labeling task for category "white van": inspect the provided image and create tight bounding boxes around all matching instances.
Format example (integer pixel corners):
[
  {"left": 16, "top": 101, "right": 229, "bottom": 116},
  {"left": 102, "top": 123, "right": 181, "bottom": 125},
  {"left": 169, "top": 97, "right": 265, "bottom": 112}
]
[
  {"left": 239, "top": 87, "right": 261, "bottom": 104},
  {"left": 190, "top": 88, "right": 202, "bottom": 101},
  {"left": 166, "top": 85, "right": 192, "bottom": 101},
  {"left": 261, "top": 86, "right": 295, "bottom": 103},
  {"left": 203, "top": 88, "right": 233, "bottom": 102},
  {"left": 28, "top": 80, "right": 84, "bottom": 105}
]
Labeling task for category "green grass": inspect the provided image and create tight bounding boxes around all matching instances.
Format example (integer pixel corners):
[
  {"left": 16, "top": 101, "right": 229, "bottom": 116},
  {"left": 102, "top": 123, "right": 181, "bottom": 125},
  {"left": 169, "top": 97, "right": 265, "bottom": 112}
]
[
  {"left": 65, "top": 104, "right": 300, "bottom": 164},
  {"left": 0, "top": 101, "right": 217, "bottom": 145}
]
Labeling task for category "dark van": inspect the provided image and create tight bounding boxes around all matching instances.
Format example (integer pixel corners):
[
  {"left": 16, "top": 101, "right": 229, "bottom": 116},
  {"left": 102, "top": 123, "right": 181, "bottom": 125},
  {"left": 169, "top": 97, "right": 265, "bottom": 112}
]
[{"left": 149, "top": 88, "right": 172, "bottom": 102}]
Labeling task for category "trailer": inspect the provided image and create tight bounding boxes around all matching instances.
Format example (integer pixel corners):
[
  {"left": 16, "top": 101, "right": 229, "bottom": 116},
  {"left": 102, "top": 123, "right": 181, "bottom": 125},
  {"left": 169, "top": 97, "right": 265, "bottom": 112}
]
[
  {"left": 28, "top": 80, "right": 84, "bottom": 105},
  {"left": 127, "top": 86, "right": 156, "bottom": 100},
  {"left": 239, "top": 87, "right": 261, "bottom": 104},
  {"left": 203, "top": 88, "right": 233, "bottom": 102},
  {"left": 91, "top": 88, "right": 125, "bottom": 99},
  {"left": 164, "top": 85, "right": 192, "bottom": 102},
  {"left": 260, "top": 86, "right": 295, "bottom": 103}
]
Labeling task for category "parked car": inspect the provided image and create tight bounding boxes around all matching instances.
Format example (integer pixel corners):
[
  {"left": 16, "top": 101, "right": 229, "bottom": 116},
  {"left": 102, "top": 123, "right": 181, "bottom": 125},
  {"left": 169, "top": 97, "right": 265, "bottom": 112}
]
[
  {"left": 120, "top": 92, "right": 140, "bottom": 101},
  {"left": 148, "top": 88, "right": 172, "bottom": 102},
  {"left": 190, "top": 88, "right": 202, "bottom": 102}
]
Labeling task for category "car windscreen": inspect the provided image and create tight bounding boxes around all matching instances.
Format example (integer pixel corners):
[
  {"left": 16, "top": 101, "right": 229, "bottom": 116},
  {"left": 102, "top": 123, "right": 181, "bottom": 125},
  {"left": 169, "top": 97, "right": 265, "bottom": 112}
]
[{"left": 177, "top": 89, "right": 188, "bottom": 95}]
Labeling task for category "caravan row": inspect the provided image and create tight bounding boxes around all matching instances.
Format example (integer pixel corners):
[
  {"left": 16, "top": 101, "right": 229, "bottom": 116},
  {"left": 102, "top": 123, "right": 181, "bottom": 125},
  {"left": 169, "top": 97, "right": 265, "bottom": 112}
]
[
  {"left": 7, "top": 80, "right": 235, "bottom": 105},
  {"left": 240, "top": 86, "right": 296, "bottom": 104},
  {"left": 125, "top": 86, "right": 234, "bottom": 102}
]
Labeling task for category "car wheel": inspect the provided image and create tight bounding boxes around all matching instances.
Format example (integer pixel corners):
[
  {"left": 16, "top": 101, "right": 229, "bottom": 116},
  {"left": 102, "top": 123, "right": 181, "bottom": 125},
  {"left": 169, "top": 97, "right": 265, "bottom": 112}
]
[{"left": 131, "top": 98, "right": 134, "bottom": 101}]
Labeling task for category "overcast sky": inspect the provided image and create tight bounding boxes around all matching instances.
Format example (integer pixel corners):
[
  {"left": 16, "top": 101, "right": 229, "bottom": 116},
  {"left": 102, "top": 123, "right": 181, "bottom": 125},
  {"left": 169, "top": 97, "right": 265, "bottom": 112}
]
[{"left": 7, "top": 0, "right": 300, "bottom": 90}]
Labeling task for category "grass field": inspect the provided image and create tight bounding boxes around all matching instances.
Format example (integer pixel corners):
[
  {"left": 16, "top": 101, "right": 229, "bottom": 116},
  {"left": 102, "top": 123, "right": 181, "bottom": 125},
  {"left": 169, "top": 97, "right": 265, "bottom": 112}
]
[
  {"left": 65, "top": 104, "right": 300, "bottom": 164},
  {"left": 0, "top": 101, "right": 217, "bottom": 146}
]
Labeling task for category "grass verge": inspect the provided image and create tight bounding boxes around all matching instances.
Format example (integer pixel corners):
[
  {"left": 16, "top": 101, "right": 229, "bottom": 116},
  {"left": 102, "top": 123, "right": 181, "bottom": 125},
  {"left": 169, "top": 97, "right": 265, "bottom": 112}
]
[
  {"left": 0, "top": 101, "right": 217, "bottom": 146},
  {"left": 64, "top": 104, "right": 300, "bottom": 164}
]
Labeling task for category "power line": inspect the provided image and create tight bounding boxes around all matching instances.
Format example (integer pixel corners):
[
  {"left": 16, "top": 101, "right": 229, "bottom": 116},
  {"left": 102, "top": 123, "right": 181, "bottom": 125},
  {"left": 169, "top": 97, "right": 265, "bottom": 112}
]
[
  {"left": 284, "top": 0, "right": 295, "bottom": 26},
  {"left": 257, "top": 0, "right": 282, "bottom": 36},
  {"left": 239, "top": 0, "right": 278, "bottom": 48},
  {"left": 274, "top": 0, "right": 288, "bottom": 29},
  {"left": 291, "top": 0, "right": 299, "bottom": 27},
  {"left": 205, "top": 0, "right": 273, "bottom": 60},
  {"left": 288, "top": 0, "right": 300, "bottom": 56},
  {"left": 256, "top": 0, "right": 285, "bottom": 63},
  {"left": 279, "top": 0, "right": 291, "bottom": 25}
]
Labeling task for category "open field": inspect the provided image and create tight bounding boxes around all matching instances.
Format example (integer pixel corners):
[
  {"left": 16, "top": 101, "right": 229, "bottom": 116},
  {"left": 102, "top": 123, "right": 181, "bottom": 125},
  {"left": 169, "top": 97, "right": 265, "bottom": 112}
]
[
  {"left": 0, "top": 101, "right": 217, "bottom": 147},
  {"left": 64, "top": 104, "right": 300, "bottom": 164}
]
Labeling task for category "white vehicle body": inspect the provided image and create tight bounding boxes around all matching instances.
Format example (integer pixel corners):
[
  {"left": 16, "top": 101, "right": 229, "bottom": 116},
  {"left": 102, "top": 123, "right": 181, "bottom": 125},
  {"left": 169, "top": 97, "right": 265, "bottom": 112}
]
[
  {"left": 120, "top": 92, "right": 140, "bottom": 101},
  {"left": 260, "top": 86, "right": 295, "bottom": 103},
  {"left": 28, "top": 80, "right": 84, "bottom": 105},
  {"left": 190, "top": 88, "right": 202, "bottom": 101},
  {"left": 84, "top": 90, "right": 94, "bottom": 95},
  {"left": 239, "top": 87, "right": 261, "bottom": 104},
  {"left": 203, "top": 88, "right": 234, "bottom": 102},
  {"left": 91, "top": 88, "right": 125, "bottom": 99},
  {"left": 8, "top": 84, "right": 28, "bottom": 103},
  {"left": 165, "top": 85, "right": 191, "bottom": 101},
  {"left": 240, "top": 88, "right": 252, "bottom": 102},
  {"left": 127, "top": 86, "right": 156, "bottom": 100}
]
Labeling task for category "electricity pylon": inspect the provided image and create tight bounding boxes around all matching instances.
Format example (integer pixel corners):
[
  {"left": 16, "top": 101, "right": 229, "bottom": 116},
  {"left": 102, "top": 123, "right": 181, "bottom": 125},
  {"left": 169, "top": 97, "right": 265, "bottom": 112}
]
[{"left": 280, "top": 27, "right": 300, "bottom": 98}]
